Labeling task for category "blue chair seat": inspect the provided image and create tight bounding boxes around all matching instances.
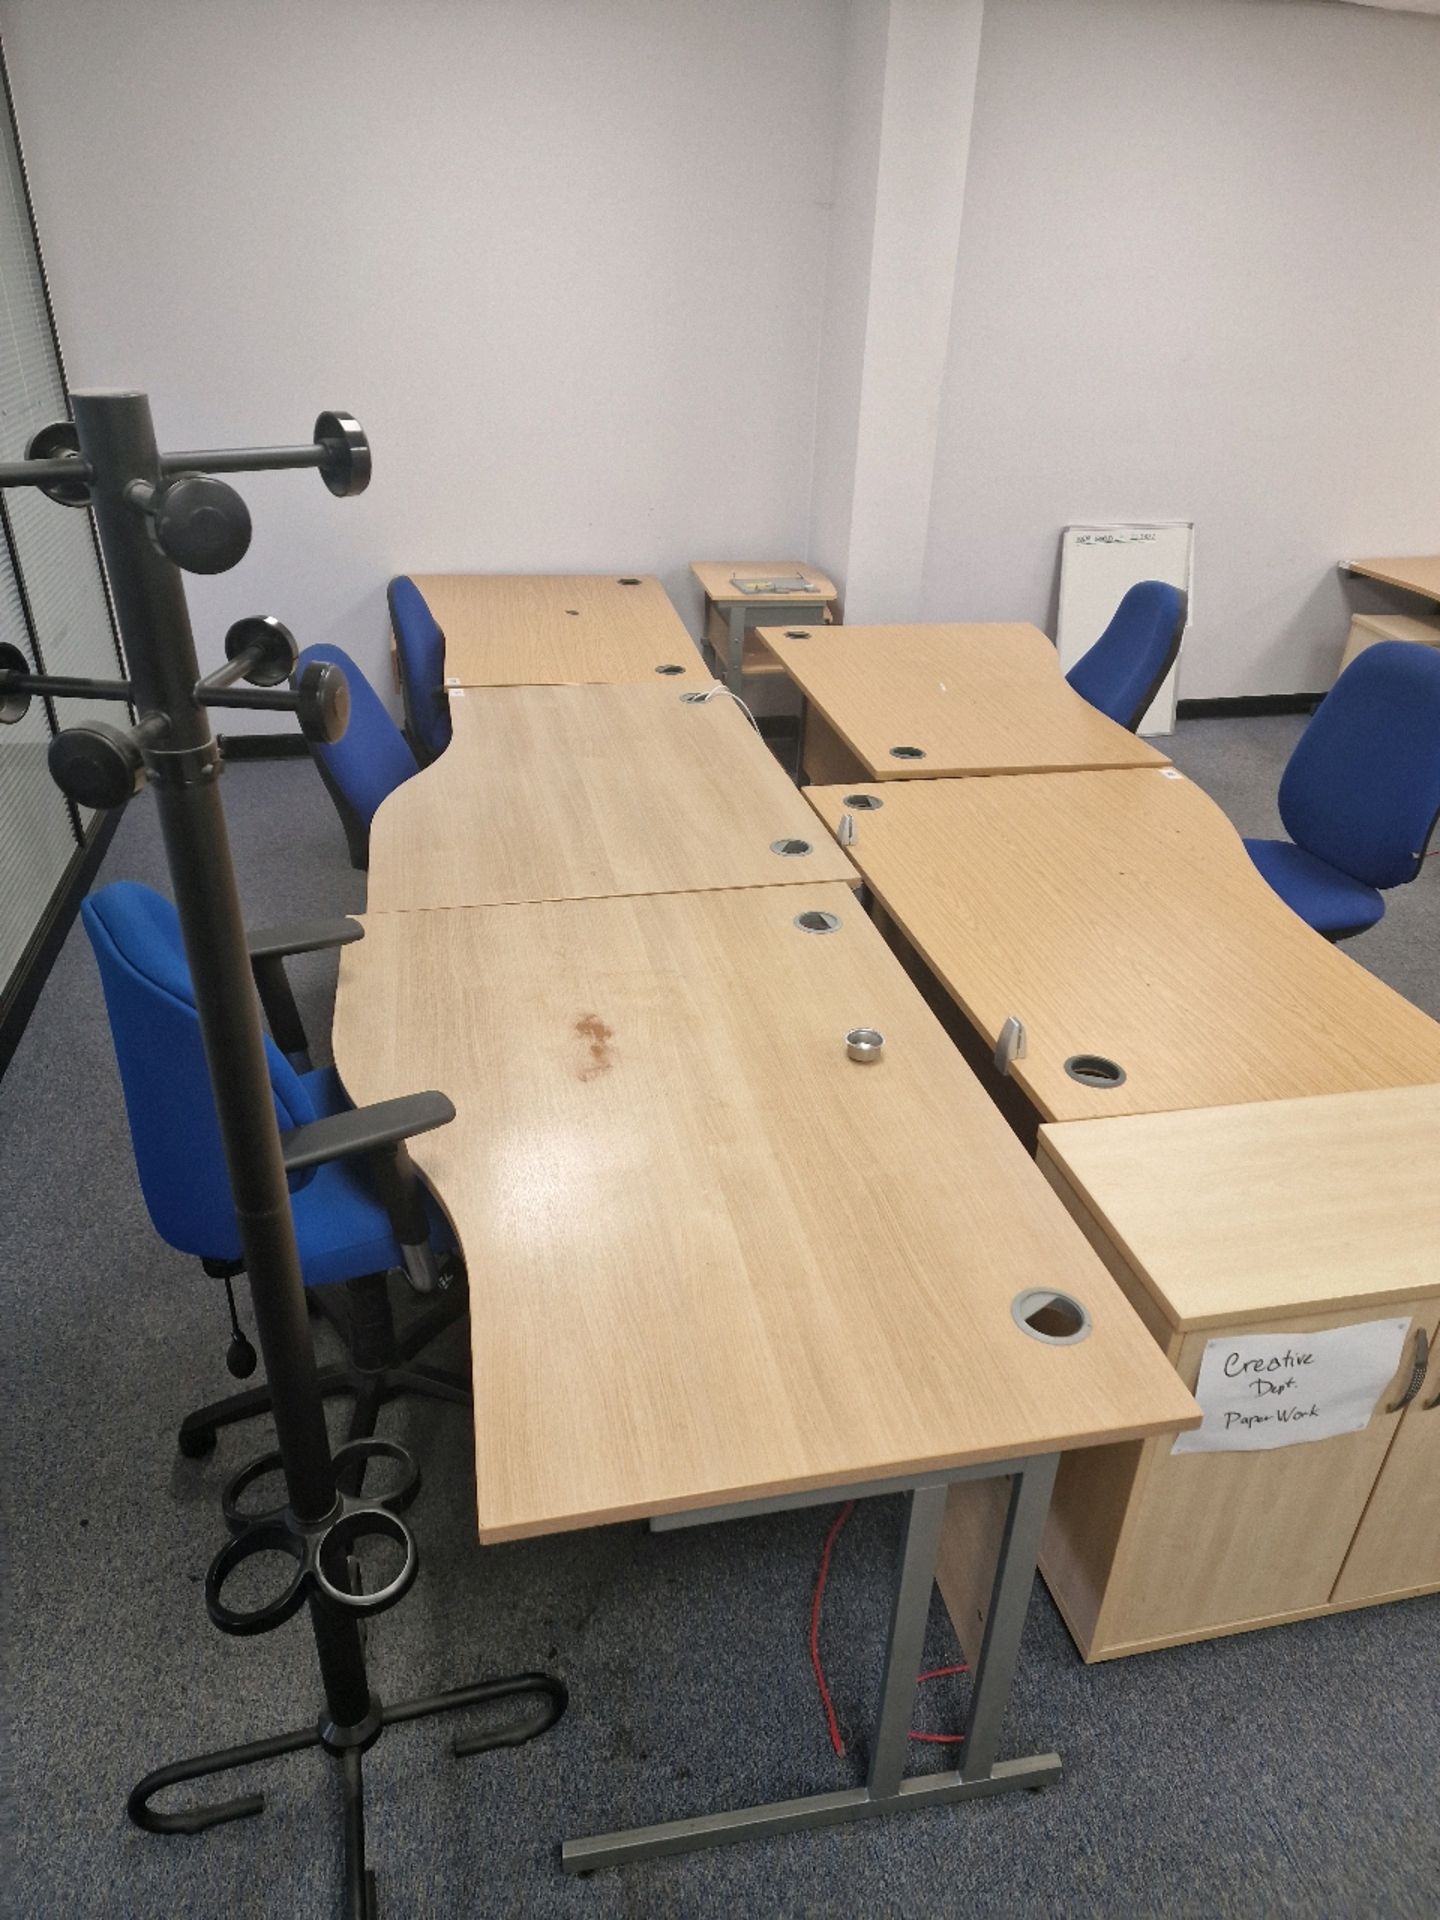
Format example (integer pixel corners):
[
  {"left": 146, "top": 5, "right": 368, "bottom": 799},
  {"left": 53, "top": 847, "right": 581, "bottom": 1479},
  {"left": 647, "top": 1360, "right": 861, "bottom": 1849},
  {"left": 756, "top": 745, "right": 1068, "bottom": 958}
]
[
  {"left": 83, "top": 883, "right": 453, "bottom": 1289},
  {"left": 1240, "top": 643, "right": 1440, "bottom": 940},
  {"left": 1066, "top": 580, "right": 1188, "bottom": 731},
  {"left": 296, "top": 642, "right": 418, "bottom": 869},
  {"left": 294, "top": 1065, "right": 455, "bottom": 1289},
  {"left": 388, "top": 576, "right": 451, "bottom": 764},
  {"left": 1243, "top": 838, "right": 1385, "bottom": 938},
  {"left": 84, "top": 879, "right": 470, "bottom": 1460}
]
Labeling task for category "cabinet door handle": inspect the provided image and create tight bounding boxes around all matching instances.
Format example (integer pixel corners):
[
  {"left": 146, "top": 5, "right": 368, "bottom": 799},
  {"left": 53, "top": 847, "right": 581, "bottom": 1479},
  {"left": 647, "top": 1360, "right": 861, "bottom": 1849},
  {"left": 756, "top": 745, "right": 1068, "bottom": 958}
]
[{"left": 1388, "top": 1326, "right": 1429, "bottom": 1413}]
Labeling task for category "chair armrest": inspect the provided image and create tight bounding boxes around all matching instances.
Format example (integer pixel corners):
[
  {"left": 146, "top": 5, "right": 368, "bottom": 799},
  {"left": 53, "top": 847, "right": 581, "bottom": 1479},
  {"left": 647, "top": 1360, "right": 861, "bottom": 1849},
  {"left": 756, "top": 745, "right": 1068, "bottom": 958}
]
[
  {"left": 247, "top": 919, "right": 362, "bottom": 1063},
  {"left": 279, "top": 1091, "right": 455, "bottom": 1174},
  {"left": 246, "top": 917, "right": 363, "bottom": 963}
]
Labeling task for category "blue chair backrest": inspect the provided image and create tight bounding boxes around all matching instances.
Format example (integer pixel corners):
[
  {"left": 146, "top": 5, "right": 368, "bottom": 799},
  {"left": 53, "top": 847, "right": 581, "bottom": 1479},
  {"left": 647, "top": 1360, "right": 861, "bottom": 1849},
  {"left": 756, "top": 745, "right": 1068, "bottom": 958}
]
[
  {"left": 387, "top": 577, "right": 451, "bottom": 761},
  {"left": 1066, "top": 581, "right": 1187, "bottom": 731},
  {"left": 1278, "top": 640, "right": 1440, "bottom": 889},
  {"left": 297, "top": 642, "right": 417, "bottom": 833},
  {"left": 82, "top": 882, "right": 318, "bottom": 1262}
]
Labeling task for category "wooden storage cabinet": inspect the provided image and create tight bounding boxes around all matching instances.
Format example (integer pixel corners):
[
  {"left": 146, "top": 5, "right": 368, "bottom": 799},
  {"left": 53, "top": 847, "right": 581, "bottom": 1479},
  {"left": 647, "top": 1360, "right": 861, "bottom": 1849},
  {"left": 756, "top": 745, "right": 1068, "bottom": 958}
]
[
  {"left": 1339, "top": 610, "right": 1440, "bottom": 672},
  {"left": 1037, "top": 1303, "right": 1436, "bottom": 1659},
  {"left": 942, "top": 1087, "right": 1440, "bottom": 1662},
  {"left": 1331, "top": 1344, "right": 1440, "bottom": 1606}
]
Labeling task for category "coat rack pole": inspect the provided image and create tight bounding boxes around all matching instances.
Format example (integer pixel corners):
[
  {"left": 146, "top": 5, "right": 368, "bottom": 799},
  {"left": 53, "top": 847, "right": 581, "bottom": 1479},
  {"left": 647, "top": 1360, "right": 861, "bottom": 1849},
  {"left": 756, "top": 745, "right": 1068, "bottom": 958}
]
[
  {"left": 72, "top": 387, "right": 368, "bottom": 1708},
  {"left": 3, "top": 388, "right": 565, "bottom": 1917}
]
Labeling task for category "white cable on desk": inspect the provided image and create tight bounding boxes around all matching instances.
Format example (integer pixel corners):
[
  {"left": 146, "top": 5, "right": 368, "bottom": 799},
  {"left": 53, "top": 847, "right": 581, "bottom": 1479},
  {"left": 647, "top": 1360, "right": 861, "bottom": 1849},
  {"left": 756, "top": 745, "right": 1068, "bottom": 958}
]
[{"left": 688, "top": 683, "right": 762, "bottom": 735}]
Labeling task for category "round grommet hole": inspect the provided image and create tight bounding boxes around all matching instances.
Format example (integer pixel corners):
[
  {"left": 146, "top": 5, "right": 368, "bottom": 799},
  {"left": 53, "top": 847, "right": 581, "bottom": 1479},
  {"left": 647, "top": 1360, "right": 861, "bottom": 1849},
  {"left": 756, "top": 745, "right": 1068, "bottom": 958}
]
[
  {"left": 784, "top": 629, "right": 811, "bottom": 639},
  {"left": 679, "top": 689, "right": 710, "bottom": 704},
  {"left": 845, "top": 1027, "right": 885, "bottom": 1063},
  {"left": 889, "top": 745, "right": 926, "bottom": 761},
  {"left": 843, "top": 793, "right": 883, "bottom": 811},
  {"left": 794, "top": 909, "right": 842, "bottom": 934},
  {"left": 1012, "top": 1290, "right": 1092, "bottom": 1345},
  {"left": 565, "top": 608, "right": 579, "bottom": 615},
  {"left": 617, "top": 577, "right": 641, "bottom": 586},
  {"left": 655, "top": 663, "right": 686, "bottom": 676},
  {"left": 770, "top": 837, "right": 813, "bottom": 858},
  {"left": 1064, "top": 1054, "right": 1127, "bottom": 1089}
]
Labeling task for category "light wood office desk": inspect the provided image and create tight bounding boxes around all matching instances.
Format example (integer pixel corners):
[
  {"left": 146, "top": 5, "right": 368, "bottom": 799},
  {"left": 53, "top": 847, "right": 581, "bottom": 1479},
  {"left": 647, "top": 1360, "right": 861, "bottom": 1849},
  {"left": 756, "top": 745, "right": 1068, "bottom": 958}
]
[
  {"left": 757, "top": 621, "right": 1171, "bottom": 782},
  {"left": 1344, "top": 554, "right": 1440, "bottom": 604},
  {"left": 410, "top": 572, "right": 702, "bottom": 687},
  {"left": 333, "top": 884, "right": 1197, "bottom": 1868},
  {"left": 1030, "top": 1086, "right": 1440, "bottom": 1659},
  {"left": 690, "top": 560, "right": 839, "bottom": 694},
  {"left": 366, "top": 682, "right": 855, "bottom": 912},
  {"left": 803, "top": 769, "right": 1440, "bottom": 1125}
]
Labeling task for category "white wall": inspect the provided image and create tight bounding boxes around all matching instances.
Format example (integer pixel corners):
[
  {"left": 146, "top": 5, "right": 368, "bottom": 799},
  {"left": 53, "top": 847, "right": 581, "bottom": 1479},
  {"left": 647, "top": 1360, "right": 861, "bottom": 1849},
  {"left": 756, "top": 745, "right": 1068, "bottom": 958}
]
[
  {"left": 2, "top": 0, "right": 843, "bottom": 722},
  {"left": 840, "top": 0, "right": 982, "bottom": 622},
  {"left": 808, "top": 0, "right": 890, "bottom": 592},
  {"left": 923, "top": 0, "right": 1440, "bottom": 697},
  {"left": 4, "top": 0, "right": 1438, "bottom": 710},
  {"left": 809, "top": 0, "right": 984, "bottom": 625}
]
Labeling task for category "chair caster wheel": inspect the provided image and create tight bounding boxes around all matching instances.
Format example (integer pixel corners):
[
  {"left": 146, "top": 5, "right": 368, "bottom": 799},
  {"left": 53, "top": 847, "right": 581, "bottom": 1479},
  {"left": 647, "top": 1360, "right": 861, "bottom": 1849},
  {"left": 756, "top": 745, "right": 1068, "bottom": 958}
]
[{"left": 178, "top": 1425, "right": 217, "bottom": 1459}]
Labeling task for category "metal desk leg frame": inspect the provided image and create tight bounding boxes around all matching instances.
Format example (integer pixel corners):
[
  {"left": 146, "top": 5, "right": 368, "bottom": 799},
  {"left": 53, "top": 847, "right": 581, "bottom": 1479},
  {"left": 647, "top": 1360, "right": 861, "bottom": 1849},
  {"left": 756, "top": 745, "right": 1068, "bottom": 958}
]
[
  {"left": 562, "top": 1453, "right": 1062, "bottom": 1872},
  {"left": 725, "top": 601, "right": 747, "bottom": 696},
  {"left": 719, "top": 598, "right": 829, "bottom": 696}
]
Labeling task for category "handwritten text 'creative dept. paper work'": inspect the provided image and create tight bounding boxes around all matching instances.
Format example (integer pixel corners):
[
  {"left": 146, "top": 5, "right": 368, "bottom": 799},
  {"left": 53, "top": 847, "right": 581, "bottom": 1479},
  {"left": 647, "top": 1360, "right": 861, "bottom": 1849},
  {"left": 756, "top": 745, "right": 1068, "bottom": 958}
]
[{"left": 1171, "top": 1319, "right": 1412, "bottom": 1454}]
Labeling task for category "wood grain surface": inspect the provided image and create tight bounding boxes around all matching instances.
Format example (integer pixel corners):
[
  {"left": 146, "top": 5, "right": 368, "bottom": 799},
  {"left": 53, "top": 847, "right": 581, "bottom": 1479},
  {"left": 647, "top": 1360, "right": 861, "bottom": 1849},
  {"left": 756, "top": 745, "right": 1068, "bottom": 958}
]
[
  {"left": 803, "top": 770, "right": 1440, "bottom": 1121},
  {"left": 333, "top": 885, "right": 1199, "bottom": 1541}
]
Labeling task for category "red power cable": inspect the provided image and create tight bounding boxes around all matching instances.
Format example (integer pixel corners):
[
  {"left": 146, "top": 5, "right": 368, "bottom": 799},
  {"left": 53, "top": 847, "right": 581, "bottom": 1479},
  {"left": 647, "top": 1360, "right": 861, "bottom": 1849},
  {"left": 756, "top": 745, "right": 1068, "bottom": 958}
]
[
  {"left": 809, "top": 1504, "right": 968, "bottom": 1756},
  {"left": 809, "top": 1501, "right": 856, "bottom": 1755}
]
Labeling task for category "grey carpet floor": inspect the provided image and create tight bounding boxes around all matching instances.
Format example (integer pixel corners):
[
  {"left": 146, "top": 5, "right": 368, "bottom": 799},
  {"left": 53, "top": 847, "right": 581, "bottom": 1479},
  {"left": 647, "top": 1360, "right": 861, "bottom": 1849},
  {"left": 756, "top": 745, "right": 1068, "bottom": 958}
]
[{"left": 2, "top": 717, "right": 1436, "bottom": 1919}]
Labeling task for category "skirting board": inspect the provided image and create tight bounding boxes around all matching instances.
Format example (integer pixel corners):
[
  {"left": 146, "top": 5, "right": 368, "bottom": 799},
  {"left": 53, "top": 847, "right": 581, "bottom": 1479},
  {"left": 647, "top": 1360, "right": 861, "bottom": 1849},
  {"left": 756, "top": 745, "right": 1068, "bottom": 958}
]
[{"left": 1176, "top": 694, "right": 1323, "bottom": 719}]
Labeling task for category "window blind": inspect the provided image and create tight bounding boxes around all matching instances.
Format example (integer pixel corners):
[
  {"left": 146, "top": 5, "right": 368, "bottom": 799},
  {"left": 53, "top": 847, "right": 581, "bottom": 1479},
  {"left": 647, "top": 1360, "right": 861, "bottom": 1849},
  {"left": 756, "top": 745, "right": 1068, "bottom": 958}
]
[
  {"left": 0, "top": 64, "right": 121, "bottom": 1034},
  {"left": 0, "top": 534, "right": 76, "bottom": 995},
  {"left": 0, "top": 83, "right": 122, "bottom": 759}
]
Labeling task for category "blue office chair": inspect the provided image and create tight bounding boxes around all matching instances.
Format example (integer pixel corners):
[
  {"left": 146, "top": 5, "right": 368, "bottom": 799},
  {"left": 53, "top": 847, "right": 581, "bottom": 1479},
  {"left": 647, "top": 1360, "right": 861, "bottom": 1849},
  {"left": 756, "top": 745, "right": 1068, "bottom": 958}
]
[
  {"left": 1243, "top": 641, "right": 1440, "bottom": 939},
  {"left": 388, "top": 576, "right": 452, "bottom": 765},
  {"left": 82, "top": 880, "right": 470, "bottom": 1458},
  {"left": 1066, "top": 581, "right": 1188, "bottom": 731},
  {"left": 295, "top": 642, "right": 418, "bottom": 869}
]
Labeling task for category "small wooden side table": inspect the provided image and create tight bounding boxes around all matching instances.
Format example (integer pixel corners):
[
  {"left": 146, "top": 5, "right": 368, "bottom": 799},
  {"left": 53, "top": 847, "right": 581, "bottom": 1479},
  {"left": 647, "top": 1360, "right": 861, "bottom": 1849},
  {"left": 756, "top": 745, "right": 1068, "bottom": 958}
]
[{"left": 691, "top": 561, "right": 839, "bottom": 694}]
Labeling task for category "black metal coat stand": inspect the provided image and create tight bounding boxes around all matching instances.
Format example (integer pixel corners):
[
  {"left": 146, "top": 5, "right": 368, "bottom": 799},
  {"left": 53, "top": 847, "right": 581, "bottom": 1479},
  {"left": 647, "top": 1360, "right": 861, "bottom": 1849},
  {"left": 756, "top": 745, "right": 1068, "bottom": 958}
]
[{"left": 0, "top": 391, "right": 565, "bottom": 1919}]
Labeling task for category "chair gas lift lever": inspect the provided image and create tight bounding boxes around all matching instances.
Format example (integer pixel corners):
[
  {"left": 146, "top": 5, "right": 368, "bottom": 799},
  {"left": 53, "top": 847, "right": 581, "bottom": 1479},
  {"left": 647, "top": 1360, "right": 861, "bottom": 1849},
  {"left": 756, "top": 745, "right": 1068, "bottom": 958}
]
[{"left": 0, "top": 391, "right": 564, "bottom": 1918}]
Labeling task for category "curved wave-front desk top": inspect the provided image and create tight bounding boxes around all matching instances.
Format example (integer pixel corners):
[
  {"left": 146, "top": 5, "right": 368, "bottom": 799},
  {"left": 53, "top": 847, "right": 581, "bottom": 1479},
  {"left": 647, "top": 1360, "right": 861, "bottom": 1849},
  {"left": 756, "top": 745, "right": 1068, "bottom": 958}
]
[
  {"left": 410, "top": 572, "right": 699, "bottom": 687},
  {"left": 1345, "top": 554, "right": 1440, "bottom": 601},
  {"left": 332, "top": 884, "right": 1200, "bottom": 1542},
  {"left": 367, "top": 682, "right": 856, "bottom": 912},
  {"left": 803, "top": 767, "right": 1440, "bottom": 1123},
  {"left": 757, "top": 621, "right": 1172, "bottom": 779}
]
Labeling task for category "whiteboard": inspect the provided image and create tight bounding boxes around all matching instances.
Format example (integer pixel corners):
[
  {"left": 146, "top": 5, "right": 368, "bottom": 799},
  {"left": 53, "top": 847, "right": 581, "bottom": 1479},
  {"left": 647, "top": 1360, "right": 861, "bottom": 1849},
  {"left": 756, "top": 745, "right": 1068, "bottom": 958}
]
[{"left": 1056, "top": 522, "right": 1193, "bottom": 736}]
